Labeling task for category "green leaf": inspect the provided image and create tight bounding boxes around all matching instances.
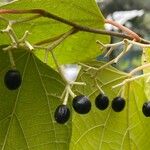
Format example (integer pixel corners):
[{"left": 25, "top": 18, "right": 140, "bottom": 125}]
[
  {"left": 70, "top": 61, "right": 150, "bottom": 150},
  {"left": 0, "top": 46, "right": 71, "bottom": 150},
  {"left": 142, "top": 48, "right": 150, "bottom": 73},
  {"left": 0, "top": 0, "right": 109, "bottom": 65},
  {"left": 141, "top": 48, "right": 150, "bottom": 99}
]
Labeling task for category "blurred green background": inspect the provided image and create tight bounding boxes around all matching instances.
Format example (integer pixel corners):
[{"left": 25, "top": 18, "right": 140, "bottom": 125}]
[{"left": 97, "top": 0, "right": 150, "bottom": 72}]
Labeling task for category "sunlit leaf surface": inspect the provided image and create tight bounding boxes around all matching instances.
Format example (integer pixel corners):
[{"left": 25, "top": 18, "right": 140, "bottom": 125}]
[
  {"left": 0, "top": 0, "right": 109, "bottom": 65},
  {"left": 70, "top": 61, "right": 150, "bottom": 150}
]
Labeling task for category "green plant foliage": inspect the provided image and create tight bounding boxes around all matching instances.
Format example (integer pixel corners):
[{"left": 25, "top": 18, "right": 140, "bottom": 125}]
[
  {"left": 0, "top": 46, "right": 71, "bottom": 150},
  {"left": 0, "top": 48, "right": 149, "bottom": 150},
  {"left": 142, "top": 48, "right": 150, "bottom": 99},
  {"left": 142, "top": 48, "right": 150, "bottom": 73},
  {"left": 71, "top": 61, "right": 150, "bottom": 150},
  {"left": 0, "top": 0, "right": 150, "bottom": 150},
  {"left": 0, "top": 0, "right": 109, "bottom": 65}
]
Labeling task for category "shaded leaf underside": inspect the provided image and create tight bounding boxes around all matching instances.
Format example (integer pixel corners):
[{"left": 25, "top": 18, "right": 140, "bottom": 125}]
[{"left": 0, "top": 46, "right": 71, "bottom": 150}]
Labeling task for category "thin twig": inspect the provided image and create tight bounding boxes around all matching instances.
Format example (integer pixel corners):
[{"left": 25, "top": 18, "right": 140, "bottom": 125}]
[
  {"left": 79, "top": 62, "right": 98, "bottom": 71},
  {"left": 112, "top": 72, "right": 150, "bottom": 89},
  {"left": 104, "top": 47, "right": 115, "bottom": 57},
  {"left": 98, "top": 39, "right": 134, "bottom": 70},
  {"left": 105, "top": 19, "right": 140, "bottom": 42},
  {"left": 129, "top": 63, "right": 150, "bottom": 76},
  {"left": 50, "top": 50, "right": 68, "bottom": 84},
  {"left": 95, "top": 78, "right": 105, "bottom": 95},
  {"left": 0, "top": 9, "right": 150, "bottom": 44},
  {"left": 124, "top": 39, "right": 150, "bottom": 48},
  {"left": 8, "top": 50, "right": 16, "bottom": 68}
]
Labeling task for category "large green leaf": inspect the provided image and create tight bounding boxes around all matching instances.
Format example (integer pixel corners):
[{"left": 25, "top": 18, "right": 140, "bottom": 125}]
[
  {"left": 0, "top": 47, "right": 149, "bottom": 149},
  {"left": 0, "top": 46, "right": 71, "bottom": 150},
  {"left": 0, "top": 0, "right": 109, "bottom": 65},
  {"left": 142, "top": 48, "right": 150, "bottom": 99},
  {"left": 70, "top": 61, "right": 150, "bottom": 150}
]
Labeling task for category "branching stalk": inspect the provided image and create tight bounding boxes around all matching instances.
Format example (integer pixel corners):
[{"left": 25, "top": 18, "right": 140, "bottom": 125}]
[
  {"left": 1, "top": 8, "right": 150, "bottom": 98},
  {"left": 112, "top": 73, "right": 150, "bottom": 89},
  {"left": 129, "top": 63, "right": 150, "bottom": 76},
  {"left": 8, "top": 50, "right": 15, "bottom": 68},
  {"left": 63, "top": 89, "right": 69, "bottom": 105},
  {"left": 95, "top": 79, "right": 105, "bottom": 95},
  {"left": 0, "top": 9, "right": 150, "bottom": 44}
]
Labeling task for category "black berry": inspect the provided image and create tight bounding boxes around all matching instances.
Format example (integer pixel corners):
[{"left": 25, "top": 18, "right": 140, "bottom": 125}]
[
  {"left": 4, "top": 69, "right": 22, "bottom": 90},
  {"left": 95, "top": 94, "right": 109, "bottom": 110},
  {"left": 111, "top": 96, "right": 125, "bottom": 112},
  {"left": 142, "top": 101, "right": 150, "bottom": 117},
  {"left": 54, "top": 105, "right": 70, "bottom": 124},
  {"left": 72, "top": 95, "right": 91, "bottom": 114}
]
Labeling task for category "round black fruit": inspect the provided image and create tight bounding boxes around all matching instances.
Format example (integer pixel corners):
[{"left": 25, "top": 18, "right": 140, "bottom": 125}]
[
  {"left": 111, "top": 96, "right": 125, "bottom": 112},
  {"left": 95, "top": 94, "right": 109, "bottom": 110},
  {"left": 4, "top": 69, "right": 22, "bottom": 90},
  {"left": 142, "top": 101, "right": 150, "bottom": 117},
  {"left": 72, "top": 95, "right": 91, "bottom": 114},
  {"left": 54, "top": 105, "right": 70, "bottom": 124}
]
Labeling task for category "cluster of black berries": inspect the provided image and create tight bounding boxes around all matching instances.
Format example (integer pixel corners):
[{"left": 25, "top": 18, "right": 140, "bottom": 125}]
[
  {"left": 4, "top": 69, "right": 22, "bottom": 90},
  {"left": 54, "top": 95, "right": 92, "bottom": 124},
  {"left": 4, "top": 69, "right": 150, "bottom": 123},
  {"left": 54, "top": 93, "right": 126, "bottom": 124},
  {"left": 95, "top": 94, "right": 126, "bottom": 112}
]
